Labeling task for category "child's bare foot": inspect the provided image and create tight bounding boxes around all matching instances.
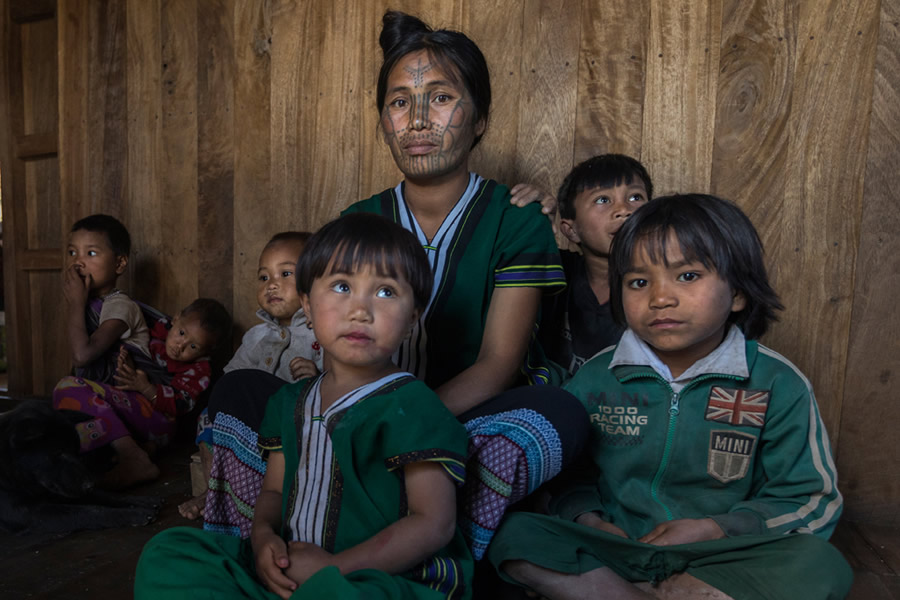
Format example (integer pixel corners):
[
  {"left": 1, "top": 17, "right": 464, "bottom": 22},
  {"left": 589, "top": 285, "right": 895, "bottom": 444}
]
[
  {"left": 101, "top": 436, "right": 160, "bottom": 489},
  {"left": 178, "top": 492, "right": 207, "bottom": 520}
]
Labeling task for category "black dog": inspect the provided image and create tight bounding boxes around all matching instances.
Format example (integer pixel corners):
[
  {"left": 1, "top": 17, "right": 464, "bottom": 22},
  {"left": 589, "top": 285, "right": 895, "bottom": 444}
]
[{"left": 0, "top": 399, "right": 160, "bottom": 535}]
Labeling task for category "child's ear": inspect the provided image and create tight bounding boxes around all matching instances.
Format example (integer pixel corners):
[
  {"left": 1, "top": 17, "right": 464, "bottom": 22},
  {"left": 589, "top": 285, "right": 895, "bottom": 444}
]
[
  {"left": 299, "top": 293, "right": 312, "bottom": 318},
  {"left": 409, "top": 307, "right": 422, "bottom": 328},
  {"left": 560, "top": 219, "right": 581, "bottom": 245},
  {"left": 731, "top": 290, "right": 747, "bottom": 313},
  {"left": 115, "top": 255, "right": 128, "bottom": 275},
  {"left": 406, "top": 308, "right": 421, "bottom": 339}
]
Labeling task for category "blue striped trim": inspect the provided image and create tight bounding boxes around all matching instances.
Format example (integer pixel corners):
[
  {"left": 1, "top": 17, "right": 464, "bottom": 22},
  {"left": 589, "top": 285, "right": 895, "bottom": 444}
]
[
  {"left": 411, "top": 555, "right": 465, "bottom": 599},
  {"left": 202, "top": 522, "right": 241, "bottom": 536}
]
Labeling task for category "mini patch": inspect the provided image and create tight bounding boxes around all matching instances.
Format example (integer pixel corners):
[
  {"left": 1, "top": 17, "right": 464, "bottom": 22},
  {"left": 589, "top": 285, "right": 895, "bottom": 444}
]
[{"left": 708, "top": 430, "right": 757, "bottom": 483}]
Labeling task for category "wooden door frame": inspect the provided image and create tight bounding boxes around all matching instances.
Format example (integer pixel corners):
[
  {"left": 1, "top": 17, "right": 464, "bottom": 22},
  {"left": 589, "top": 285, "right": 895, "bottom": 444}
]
[{"left": 0, "top": 0, "right": 60, "bottom": 396}]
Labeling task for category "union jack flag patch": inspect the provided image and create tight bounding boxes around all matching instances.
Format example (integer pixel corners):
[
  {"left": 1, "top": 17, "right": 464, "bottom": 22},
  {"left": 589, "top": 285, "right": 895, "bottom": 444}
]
[{"left": 705, "top": 387, "right": 770, "bottom": 428}]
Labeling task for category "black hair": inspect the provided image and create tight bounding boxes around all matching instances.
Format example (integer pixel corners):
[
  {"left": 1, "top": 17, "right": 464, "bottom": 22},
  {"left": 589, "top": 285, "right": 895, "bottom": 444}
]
[
  {"left": 180, "top": 298, "right": 232, "bottom": 350},
  {"left": 297, "top": 213, "right": 433, "bottom": 311},
  {"left": 608, "top": 194, "right": 783, "bottom": 339},
  {"left": 558, "top": 154, "right": 654, "bottom": 220},
  {"left": 266, "top": 231, "right": 312, "bottom": 249},
  {"left": 376, "top": 10, "right": 491, "bottom": 149},
  {"left": 70, "top": 214, "right": 131, "bottom": 257}
]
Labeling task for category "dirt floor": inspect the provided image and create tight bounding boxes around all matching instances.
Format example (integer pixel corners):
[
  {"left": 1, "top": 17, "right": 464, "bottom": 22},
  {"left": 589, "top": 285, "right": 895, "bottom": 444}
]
[{"left": 0, "top": 426, "right": 199, "bottom": 599}]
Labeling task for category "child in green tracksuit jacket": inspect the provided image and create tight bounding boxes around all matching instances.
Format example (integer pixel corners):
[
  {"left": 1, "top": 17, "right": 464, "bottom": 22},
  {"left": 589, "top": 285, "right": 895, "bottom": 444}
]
[{"left": 487, "top": 194, "right": 852, "bottom": 600}]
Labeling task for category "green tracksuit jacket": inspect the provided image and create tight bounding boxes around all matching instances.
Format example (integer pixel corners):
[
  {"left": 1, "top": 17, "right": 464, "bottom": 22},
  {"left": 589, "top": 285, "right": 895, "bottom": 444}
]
[{"left": 555, "top": 330, "right": 842, "bottom": 539}]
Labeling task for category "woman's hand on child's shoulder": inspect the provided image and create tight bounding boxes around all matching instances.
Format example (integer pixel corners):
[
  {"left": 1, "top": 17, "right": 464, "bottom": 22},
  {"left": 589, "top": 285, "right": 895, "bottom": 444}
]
[
  {"left": 509, "top": 183, "right": 557, "bottom": 214},
  {"left": 290, "top": 357, "right": 319, "bottom": 381},
  {"left": 575, "top": 511, "right": 628, "bottom": 539},
  {"left": 252, "top": 529, "right": 297, "bottom": 599},
  {"left": 284, "top": 542, "right": 336, "bottom": 587},
  {"left": 638, "top": 517, "right": 725, "bottom": 547}
]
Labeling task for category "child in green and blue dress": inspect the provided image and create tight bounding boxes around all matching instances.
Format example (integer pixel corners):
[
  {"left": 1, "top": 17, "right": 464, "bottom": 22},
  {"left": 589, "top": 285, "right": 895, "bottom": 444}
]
[
  {"left": 136, "top": 212, "right": 472, "bottom": 599},
  {"left": 488, "top": 194, "right": 852, "bottom": 600}
]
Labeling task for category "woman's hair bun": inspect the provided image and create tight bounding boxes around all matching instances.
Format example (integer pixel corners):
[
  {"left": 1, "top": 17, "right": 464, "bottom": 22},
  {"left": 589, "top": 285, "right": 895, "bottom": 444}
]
[{"left": 379, "top": 10, "right": 431, "bottom": 56}]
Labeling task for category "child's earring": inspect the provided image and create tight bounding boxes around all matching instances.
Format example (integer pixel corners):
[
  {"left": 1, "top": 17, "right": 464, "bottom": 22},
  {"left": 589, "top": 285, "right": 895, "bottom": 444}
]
[{"left": 306, "top": 319, "right": 313, "bottom": 330}]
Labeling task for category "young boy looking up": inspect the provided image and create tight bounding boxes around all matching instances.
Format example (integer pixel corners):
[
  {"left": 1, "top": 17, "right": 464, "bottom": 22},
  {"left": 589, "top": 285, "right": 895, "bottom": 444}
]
[
  {"left": 540, "top": 155, "right": 652, "bottom": 379},
  {"left": 180, "top": 232, "right": 323, "bottom": 522},
  {"left": 64, "top": 214, "right": 150, "bottom": 383}
]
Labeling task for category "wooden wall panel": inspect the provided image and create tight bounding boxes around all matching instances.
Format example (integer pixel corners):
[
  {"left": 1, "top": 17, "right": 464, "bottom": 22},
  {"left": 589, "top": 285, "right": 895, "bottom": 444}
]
[
  {"left": 269, "top": 0, "right": 308, "bottom": 229},
  {"left": 511, "top": 0, "right": 581, "bottom": 193},
  {"left": 231, "top": 0, "right": 272, "bottom": 335},
  {"left": 465, "top": 0, "right": 523, "bottom": 184},
  {"left": 2, "top": 0, "right": 899, "bottom": 522},
  {"left": 642, "top": 0, "right": 722, "bottom": 195},
  {"left": 838, "top": 0, "right": 900, "bottom": 526},
  {"left": 304, "top": 0, "right": 365, "bottom": 228},
  {"left": 158, "top": 0, "right": 199, "bottom": 315},
  {"left": 126, "top": 0, "right": 164, "bottom": 306},
  {"left": 58, "top": 0, "right": 89, "bottom": 243},
  {"left": 769, "top": 0, "right": 880, "bottom": 441},
  {"left": 358, "top": 0, "right": 401, "bottom": 206},
  {"left": 572, "top": 0, "right": 648, "bottom": 163},
  {"left": 29, "top": 271, "right": 68, "bottom": 392},
  {"left": 196, "top": 0, "right": 234, "bottom": 316},
  {"left": 1, "top": 0, "right": 32, "bottom": 393},
  {"left": 711, "top": 0, "right": 795, "bottom": 249},
  {"left": 86, "top": 0, "right": 127, "bottom": 222}
]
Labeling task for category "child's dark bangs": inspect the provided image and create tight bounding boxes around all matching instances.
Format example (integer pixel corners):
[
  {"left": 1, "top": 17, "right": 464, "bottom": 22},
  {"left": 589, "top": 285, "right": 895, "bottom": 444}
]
[
  {"left": 637, "top": 225, "right": 716, "bottom": 272},
  {"left": 326, "top": 240, "right": 402, "bottom": 282}
]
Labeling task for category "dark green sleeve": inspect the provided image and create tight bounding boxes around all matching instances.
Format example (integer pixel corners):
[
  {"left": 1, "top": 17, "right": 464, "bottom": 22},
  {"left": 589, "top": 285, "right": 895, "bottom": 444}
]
[
  {"left": 258, "top": 379, "right": 310, "bottom": 452},
  {"left": 493, "top": 199, "right": 565, "bottom": 292}
]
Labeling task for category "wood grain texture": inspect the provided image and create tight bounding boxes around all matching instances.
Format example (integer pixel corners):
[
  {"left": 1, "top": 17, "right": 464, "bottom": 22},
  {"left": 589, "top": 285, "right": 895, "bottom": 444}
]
[
  {"left": 465, "top": 0, "right": 523, "bottom": 184},
  {"left": 837, "top": 0, "right": 900, "bottom": 525},
  {"left": 196, "top": 0, "right": 235, "bottom": 316},
  {"left": 58, "top": 0, "right": 89, "bottom": 244},
  {"left": 771, "top": 0, "right": 880, "bottom": 442},
  {"left": 573, "top": 0, "right": 648, "bottom": 163},
  {"left": 158, "top": 0, "right": 199, "bottom": 314},
  {"left": 512, "top": 0, "right": 581, "bottom": 193},
  {"left": 21, "top": 17, "right": 59, "bottom": 249},
  {"left": 358, "top": 0, "right": 403, "bottom": 200},
  {"left": 126, "top": 0, "right": 163, "bottom": 306},
  {"left": 303, "top": 0, "right": 366, "bottom": 229},
  {"left": 0, "top": 0, "right": 32, "bottom": 394},
  {"left": 231, "top": 0, "right": 272, "bottom": 334},
  {"left": 711, "top": 0, "right": 795, "bottom": 254},
  {"left": 87, "top": 0, "right": 128, "bottom": 222},
  {"left": 642, "top": 0, "right": 722, "bottom": 195},
  {"left": 269, "top": 0, "right": 307, "bottom": 230}
]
